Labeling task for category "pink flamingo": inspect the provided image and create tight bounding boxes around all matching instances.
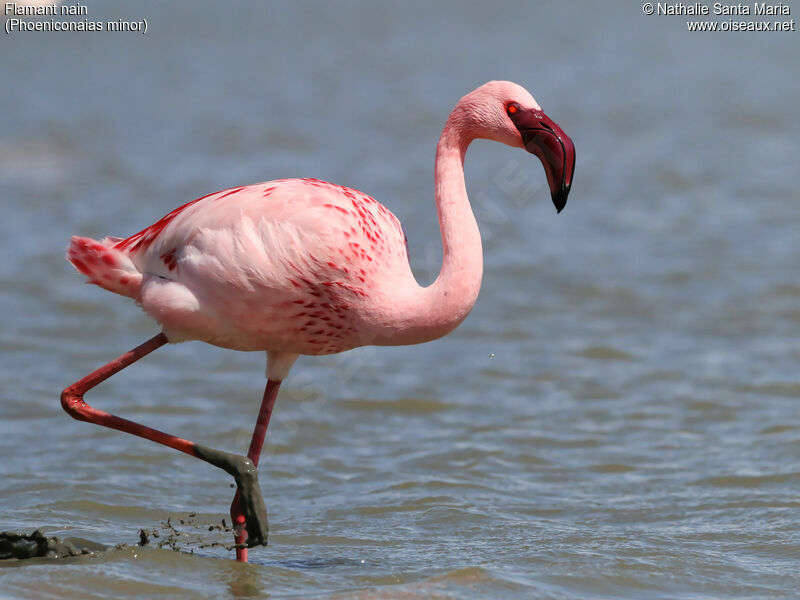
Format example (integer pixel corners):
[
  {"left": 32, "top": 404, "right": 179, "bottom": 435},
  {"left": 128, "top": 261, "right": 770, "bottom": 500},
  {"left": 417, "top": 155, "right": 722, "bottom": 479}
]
[{"left": 62, "top": 81, "right": 575, "bottom": 562}]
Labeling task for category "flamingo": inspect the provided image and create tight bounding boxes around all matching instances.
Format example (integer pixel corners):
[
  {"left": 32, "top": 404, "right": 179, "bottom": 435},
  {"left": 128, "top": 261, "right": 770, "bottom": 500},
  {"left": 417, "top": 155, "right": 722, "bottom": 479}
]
[{"left": 62, "top": 80, "right": 575, "bottom": 562}]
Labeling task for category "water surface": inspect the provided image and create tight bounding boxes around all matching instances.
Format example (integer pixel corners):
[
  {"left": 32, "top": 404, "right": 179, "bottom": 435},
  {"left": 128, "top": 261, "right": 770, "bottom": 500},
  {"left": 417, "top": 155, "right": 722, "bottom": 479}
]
[{"left": 1, "top": 1, "right": 799, "bottom": 598}]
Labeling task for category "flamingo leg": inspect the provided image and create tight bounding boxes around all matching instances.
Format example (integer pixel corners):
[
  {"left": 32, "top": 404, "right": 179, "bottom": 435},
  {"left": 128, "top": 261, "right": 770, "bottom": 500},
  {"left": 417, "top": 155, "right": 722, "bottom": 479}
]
[
  {"left": 60, "top": 333, "right": 270, "bottom": 560},
  {"left": 228, "top": 379, "right": 282, "bottom": 562}
]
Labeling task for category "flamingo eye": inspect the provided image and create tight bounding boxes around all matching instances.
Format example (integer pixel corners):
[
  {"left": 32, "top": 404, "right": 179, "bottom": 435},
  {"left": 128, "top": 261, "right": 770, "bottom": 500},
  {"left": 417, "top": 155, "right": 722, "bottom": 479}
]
[{"left": 506, "top": 102, "right": 521, "bottom": 116}]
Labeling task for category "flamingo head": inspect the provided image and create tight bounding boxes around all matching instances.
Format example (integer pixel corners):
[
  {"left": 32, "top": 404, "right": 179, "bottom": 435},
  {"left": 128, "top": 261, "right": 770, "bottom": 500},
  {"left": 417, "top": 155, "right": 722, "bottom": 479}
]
[{"left": 455, "top": 81, "right": 576, "bottom": 212}]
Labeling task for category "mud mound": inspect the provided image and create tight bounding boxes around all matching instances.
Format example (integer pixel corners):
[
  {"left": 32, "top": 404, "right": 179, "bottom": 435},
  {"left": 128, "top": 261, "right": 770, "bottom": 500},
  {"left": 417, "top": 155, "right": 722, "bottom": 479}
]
[
  {"left": 0, "top": 530, "right": 92, "bottom": 560},
  {"left": 1, "top": 513, "right": 238, "bottom": 561}
]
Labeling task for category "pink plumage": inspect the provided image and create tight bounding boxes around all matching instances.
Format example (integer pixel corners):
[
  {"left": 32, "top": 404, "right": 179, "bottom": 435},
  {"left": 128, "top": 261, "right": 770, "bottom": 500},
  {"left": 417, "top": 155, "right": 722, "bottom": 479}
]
[{"left": 70, "top": 178, "right": 411, "bottom": 361}]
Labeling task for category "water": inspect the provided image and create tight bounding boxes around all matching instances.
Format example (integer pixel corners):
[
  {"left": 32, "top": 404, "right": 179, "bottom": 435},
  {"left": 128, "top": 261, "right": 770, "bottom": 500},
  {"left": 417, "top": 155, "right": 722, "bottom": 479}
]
[{"left": 1, "top": 0, "right": 799, "bottom": 597}]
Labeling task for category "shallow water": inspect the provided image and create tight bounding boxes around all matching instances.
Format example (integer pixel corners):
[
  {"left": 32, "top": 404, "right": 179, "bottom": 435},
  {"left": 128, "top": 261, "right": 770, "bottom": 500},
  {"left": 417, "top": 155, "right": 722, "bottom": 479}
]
[{"left": 2, "top": 1, "right": 799, "bottom": 598}]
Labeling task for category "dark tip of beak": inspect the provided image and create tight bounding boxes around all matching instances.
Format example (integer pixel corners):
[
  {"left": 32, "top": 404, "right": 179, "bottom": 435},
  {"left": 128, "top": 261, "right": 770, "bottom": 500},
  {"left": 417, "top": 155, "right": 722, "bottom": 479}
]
[{"left": 553, "top": 185, "right": 570, "bottom": 214}]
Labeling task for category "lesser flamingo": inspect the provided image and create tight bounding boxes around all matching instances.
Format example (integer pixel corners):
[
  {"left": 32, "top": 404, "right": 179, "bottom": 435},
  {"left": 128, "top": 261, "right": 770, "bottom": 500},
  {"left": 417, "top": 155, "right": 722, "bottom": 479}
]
[{"left": 62, "top": 81, "right": 575, "bottom": 562}]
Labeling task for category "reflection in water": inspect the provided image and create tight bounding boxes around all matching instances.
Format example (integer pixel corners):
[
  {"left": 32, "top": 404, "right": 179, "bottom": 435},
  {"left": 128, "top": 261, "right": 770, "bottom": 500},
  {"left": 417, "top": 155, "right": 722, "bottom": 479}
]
[{"left": 224, "top": 562, "right": 266, "bottom": 599}]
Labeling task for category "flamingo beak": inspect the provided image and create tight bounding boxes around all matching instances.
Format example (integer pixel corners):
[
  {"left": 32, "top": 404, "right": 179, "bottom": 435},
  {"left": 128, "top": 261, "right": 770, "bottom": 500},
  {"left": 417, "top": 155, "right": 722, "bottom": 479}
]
[{"left": 510, "top": 108, "right": 575, "bottom": 213}]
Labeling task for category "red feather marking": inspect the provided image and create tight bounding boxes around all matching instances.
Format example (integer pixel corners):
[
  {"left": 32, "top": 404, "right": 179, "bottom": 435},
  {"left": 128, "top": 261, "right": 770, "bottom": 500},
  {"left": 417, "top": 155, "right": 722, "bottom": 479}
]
[
  {"left": 160, "top": 248, "right": 178, "bottom": 271},
  {"left": 301, "top": 178, "right": 330, "bottom": 188},
  {"left": 71, "top": 258, "right": 89, "bottom": 275},
  {"left": 215, "top": 186, "right": 245, "bottom": 201},
  {"left": 115, "top": 186, "right": 241, "bottom": 253}
]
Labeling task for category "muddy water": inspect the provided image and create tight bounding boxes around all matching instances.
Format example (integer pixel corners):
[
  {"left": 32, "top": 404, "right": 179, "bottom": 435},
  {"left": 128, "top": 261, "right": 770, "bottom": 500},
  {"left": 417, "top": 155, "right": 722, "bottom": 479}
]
[{"left": 2, "top": 1, "right": 799, "bottom": 598}]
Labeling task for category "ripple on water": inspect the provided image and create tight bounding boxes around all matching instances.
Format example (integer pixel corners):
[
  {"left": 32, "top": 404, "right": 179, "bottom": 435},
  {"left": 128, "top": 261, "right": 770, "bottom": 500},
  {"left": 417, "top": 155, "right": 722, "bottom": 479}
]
[
  {"left": 329, "top": 566, "right": 522, "bottom": 600},
  {"left": 572, "top": 346, "right": 639, "bottom": 362},
  {"left": 741, "top": 382, "right": 800, "bottom": 398},
  {"left": 759, "top": 424, "right": 799, "bottom": 435},
  {"left": 339, "top": 396, "right": 457, "bottom": 414},
  {"left": 588, "top": 463, "right": 637, "bottom": 474},
  {"left": 693, "top": 471, "right": 800, "bottom": 489}
]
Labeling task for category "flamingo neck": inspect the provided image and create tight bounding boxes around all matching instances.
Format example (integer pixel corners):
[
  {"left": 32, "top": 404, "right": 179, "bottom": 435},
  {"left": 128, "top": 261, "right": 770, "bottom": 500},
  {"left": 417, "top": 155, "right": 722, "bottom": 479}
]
[{"left": 401, "top": 115, "right": 483, "bottom": 342}]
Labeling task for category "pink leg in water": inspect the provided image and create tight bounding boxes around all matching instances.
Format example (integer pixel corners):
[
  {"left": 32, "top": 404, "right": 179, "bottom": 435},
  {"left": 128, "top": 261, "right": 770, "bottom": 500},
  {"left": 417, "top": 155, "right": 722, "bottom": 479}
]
[
  {"left": 60, "top": 333, "right": 274, "bottom": 562},
  {"left": 229, "top": 379, "right": 282, "bottom": 562}
]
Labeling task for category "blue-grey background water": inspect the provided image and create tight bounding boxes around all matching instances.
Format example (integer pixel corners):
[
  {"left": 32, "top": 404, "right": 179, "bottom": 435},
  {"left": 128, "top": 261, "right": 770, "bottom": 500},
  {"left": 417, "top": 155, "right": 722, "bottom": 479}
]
[{"left": 1, "top": 1, "right": 799, "bottom": 598}]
